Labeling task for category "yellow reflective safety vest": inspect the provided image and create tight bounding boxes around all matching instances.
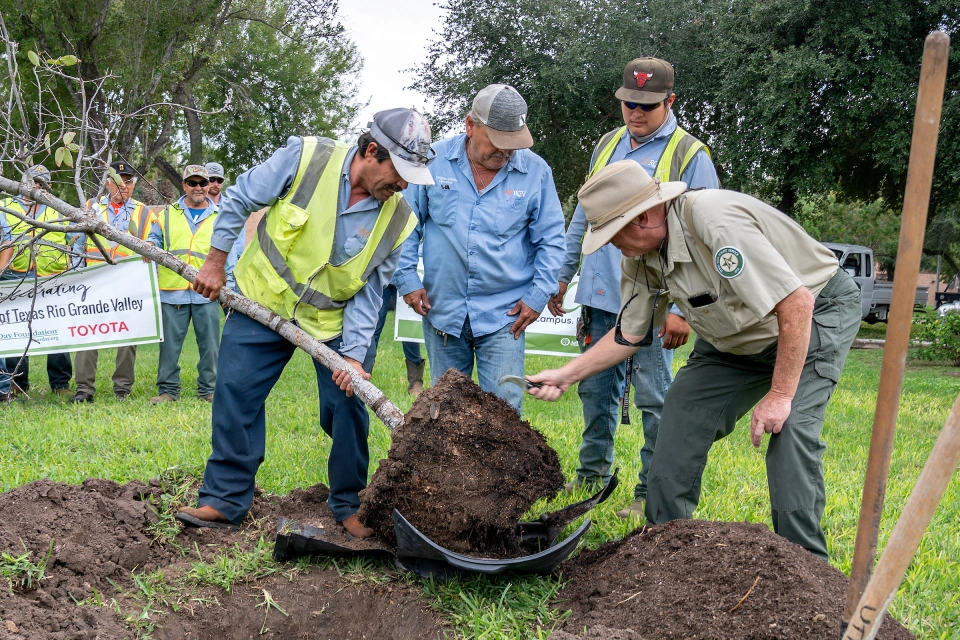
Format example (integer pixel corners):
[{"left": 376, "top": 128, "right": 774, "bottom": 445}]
[
  {"left": 235, "top": 137, "right": 417, "bottom": 341},
  {"left": 84, "top": 198, "right": 153, "bottom": 264},
  {"left": 156, "top": 202, "right": 217, "bottom": 291},
  {"left": 588, "top": 124, "right": 711, "bottom": 181},
  {"left": 1, "top": 197, "right": 70, "bottom": 276}
]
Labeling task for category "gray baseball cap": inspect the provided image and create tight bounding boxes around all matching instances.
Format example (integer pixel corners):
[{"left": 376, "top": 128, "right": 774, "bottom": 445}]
[
  {"left": 205, "top": 162, "right": 225, "bottom": 179},
  {"left": 28, "top": 165, "right": 51, "bottom": 183},
  {"left": 470, "top": 84, "right": 533, "bottom": 150},
  {"left": 368, "top": 108, "right": 435, "bottom": 186}
]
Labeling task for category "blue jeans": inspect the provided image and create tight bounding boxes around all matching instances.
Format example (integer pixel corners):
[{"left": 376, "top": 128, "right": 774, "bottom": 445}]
[
  {"left": 574, "top": 307, "right": 626, "bottom": 485},
  {"left": 631, "top": 329, "right": 674, "bottom": 500},
  {"left": 3, "top": 353, "right": 72, "bottom": 391},
  {"left": 369, "top": 284, "right": 423, "bottom": 371},
  {"left": 572, "top": 306, "right": 673, "bottom": 496},
  {"left": 198, "top": 312, "right": 370, "bottom": 523},
  {"left": 422, "top": 315, "right": 524, "bottom": 412},
  {"left": 0, "top": 360, "right": 10, "bottom": 395},
  {"left": 157, "top": 302, "right": 221, "bottom": 398},
  {"left": 0, "top": 270, "right": 72, "bottom": 391}
]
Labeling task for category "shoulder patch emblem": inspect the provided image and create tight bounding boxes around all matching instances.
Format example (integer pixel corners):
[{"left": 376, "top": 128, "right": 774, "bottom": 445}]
[{"left": 714, "top": 246, "right": 744, "bottom": 278}]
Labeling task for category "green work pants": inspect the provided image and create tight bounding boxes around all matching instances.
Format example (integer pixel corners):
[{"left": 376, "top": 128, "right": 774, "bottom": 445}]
[
  {"left": 157, "top": 302, "right": 221, "bottom": 398},
  {"left": 645, "top": 269, "right": 861, "bottom": 560},
  {"left": 74, "top": 346, "right": 137, "bottom": 397}
]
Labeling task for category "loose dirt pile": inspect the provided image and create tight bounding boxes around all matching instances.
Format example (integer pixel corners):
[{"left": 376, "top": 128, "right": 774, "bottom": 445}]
[
  {"left": 550, "top": 519, "right": 915, "bottom": 639},
  {"left": 0, "top": 479, "right": 443, "bottom": 639},
  {"left": 358, "top": 369, "right": 565, "bottom": 556}
]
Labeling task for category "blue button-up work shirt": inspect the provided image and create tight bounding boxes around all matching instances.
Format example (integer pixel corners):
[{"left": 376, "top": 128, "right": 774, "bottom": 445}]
[
  {"left": 209, "top": 137, "right": 400, "bottom": 362},
  {"left": 148, "top": 196, "right": 232, "bottom": 305},
  {"left": 394, "top": 133, "right": 566, "bottom": 338},
  {"left": 558, "top": 112, "right": 720, "bottom": 315}
]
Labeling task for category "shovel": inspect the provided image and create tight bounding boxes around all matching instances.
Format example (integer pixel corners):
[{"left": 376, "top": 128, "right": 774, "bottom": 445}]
[{"left": 498, "top": 375, "right": 543, "bottom": 391}]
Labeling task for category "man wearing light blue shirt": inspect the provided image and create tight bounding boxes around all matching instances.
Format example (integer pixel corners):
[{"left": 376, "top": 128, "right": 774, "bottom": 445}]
[
  {"left": 145, "top": 165, "right": 236, "bottom": 403},
  {"left": 176, "top": 108, "right": 435, "bottom": 538},
  {"left": 548, "top": 58, "right": 719, "bottom": 515},
  {"left": 395, "top": 85, "right": 566, "bottom": 412}
]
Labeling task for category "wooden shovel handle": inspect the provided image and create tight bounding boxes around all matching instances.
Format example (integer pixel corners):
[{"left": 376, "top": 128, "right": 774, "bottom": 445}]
[
  {"left": 842, "top": 391, "right": 960, "bottom": 640},
  {"left": 843, "top": 30, "right": 951, "bottom": 625}
]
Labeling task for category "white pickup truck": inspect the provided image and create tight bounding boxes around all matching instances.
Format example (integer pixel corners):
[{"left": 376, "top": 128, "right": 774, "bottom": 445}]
[{"left": 822, "top": 243, "right": 929, "bottom": 324}]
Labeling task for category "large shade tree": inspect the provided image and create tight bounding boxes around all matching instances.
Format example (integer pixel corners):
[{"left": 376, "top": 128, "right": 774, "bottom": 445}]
[
  {"left": 414, "top": 0, "right": 959, "bottom": 264},
  {"left": 3, "top": 0, "right": 360, "bottom": 199}
]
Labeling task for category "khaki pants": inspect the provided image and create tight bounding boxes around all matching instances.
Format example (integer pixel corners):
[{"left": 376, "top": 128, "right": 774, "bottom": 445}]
[
  {"left": 74, "top": 346, "right": 137, "bottom": 396},
  {"left": 645, "top": 269, "right": 861, "bottom": 560}
]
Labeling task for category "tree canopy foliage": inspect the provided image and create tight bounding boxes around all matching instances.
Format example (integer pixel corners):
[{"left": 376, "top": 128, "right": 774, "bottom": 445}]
[
  {"left": 3, "top": 0, "right": 360, "bottom": 199},
  {"left": 414, "top": 0, "right": 959, "bottom": 262}
]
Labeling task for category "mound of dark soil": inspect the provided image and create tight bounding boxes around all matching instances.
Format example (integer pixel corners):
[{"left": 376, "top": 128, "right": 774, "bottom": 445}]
[
  {"left": 0, "top": 479, "right": 443, "bottom": 639},
  {"left": 552, "top": 520, "right": 915, "bottom": 639},
  {"left": 357, "top": 369, "right": 565, "bottom": 556}
]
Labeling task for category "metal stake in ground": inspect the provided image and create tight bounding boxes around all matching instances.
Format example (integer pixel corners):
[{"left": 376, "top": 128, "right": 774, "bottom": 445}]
[
  {"left": 841, "top": 30, "right": 950, "bottom": 636},
  {"left": 841, "top": 390, "right": 960, "bottom": 640},
  {"left": 0, "top": 175, "right": 406, "bottom": 430}
]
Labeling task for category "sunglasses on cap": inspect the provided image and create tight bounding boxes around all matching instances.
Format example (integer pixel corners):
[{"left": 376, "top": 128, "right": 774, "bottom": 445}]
[
  {"left": 623, "top": 100, "right": 665, "bottom": 112},
  {"left": 208, "top": 177, "right": 225, "bottom": 184},
  {"left": 184, "top": 179, "right": 208, "bottom": 188}
]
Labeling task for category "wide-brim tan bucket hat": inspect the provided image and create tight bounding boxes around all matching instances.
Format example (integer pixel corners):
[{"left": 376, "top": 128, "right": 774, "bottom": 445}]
[{"left": 579, "top": 160, "right": 686, "bottom": 255}]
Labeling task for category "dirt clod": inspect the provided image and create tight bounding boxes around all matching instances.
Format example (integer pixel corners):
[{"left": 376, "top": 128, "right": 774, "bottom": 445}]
[
  {"left": 358, "top": 369, "right": 565, "bottom": 556},
  {"left": 552, "top": 519, "right": 915, "bottom": 639}
]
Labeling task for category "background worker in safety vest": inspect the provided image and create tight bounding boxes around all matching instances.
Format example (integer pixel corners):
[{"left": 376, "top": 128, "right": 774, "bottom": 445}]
[
  {"left": 71, "top": 161, "right": 153, "bottom": 403},
  {"left": 146, "top": 165, "right": 231, "bottom": 404},
  {"left": 176, "top": 108, "right": 435, "bottom": 539},
  {"left": 0, "top": 209, "right": 13, "bottom": 403},
  {"left": 1, "top": 165, "right": 73, "bottom": 397},
  {"left": 546, "top": 58, "right": 718, "bottom": 516}
]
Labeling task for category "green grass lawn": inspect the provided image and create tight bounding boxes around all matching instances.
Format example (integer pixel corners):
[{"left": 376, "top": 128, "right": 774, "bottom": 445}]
[{"left": 1, "top": 316, "right": 958, "bottom": 638}]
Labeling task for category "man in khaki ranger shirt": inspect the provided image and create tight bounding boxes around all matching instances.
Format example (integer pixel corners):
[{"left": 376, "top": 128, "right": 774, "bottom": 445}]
[{"left": 529, "top": 160, "right": 861, "bottom": 560}]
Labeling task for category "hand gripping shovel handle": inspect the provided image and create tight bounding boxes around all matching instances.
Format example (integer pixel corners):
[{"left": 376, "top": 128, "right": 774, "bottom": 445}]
[
  {"left": 841, "top": 391, "right": 960, "bottom": 640},
  {"left": 0, "top": 176, "right": 406, "bottom": 430}
]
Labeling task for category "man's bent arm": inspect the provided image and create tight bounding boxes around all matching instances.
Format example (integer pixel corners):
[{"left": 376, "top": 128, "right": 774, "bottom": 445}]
[
  {"left": 749, "top": 286, "right": 814, "bottom": 447},
  {"left": 520, "top": 169, "right": 566, "bottom": 312},
  {"left": 209, "top": 139, "right": 301, "bottom": 253}
]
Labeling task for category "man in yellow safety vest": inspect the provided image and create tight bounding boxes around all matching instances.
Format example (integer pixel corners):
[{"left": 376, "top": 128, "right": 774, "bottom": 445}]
[
  {"left": 71, "top": 161, "right": 153, "bottom": 403},
  {"left": 175, "top": 108, "right": 434, "bottom": 538},
  {"left": 546, "top": 57, "right": 719, "bottom": 518},
  {"left": 145, "top": 164, "right": 230, "bottom": 404},
  {"left": 1, "top": 165, "right": 73, "bottom": 397}
]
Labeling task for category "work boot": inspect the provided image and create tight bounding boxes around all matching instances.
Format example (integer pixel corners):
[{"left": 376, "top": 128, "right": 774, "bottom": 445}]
[
  {"left": 615, "top": 499, "right": 646, "bottom": 521},
  {"left": 175, "top": 505, "right": 238, "bottom": 530},
  {"left": 149, "top": 393, "right": 178, "bottom": 404},
  {"left": 52, "top": 387, "right": 73, "bottom": 398},
  {"left": 199, "top": 393, "right": 214, "bottom": 403},
  {"left": 341, "top": 515, "right": 374, "bottom": 538},
  {"left": 70, "top": 390, "right": 95, "bottom": 404},
  {"left": 405, "top": 360, "right": 425, "bottom": 397}
]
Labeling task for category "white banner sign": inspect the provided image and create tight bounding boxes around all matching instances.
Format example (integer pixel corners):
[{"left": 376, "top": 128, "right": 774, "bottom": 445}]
[
  {"left": 0, "top": 258, "right": 163, "bottom": 356},
  {"left": 394, "top": 261, "right": 583, "bottom": 358}
]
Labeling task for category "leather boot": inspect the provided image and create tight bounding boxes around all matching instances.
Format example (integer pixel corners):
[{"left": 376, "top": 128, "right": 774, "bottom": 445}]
[{"left": 406, "top": 359, "right": 425, "bottom": 397}]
